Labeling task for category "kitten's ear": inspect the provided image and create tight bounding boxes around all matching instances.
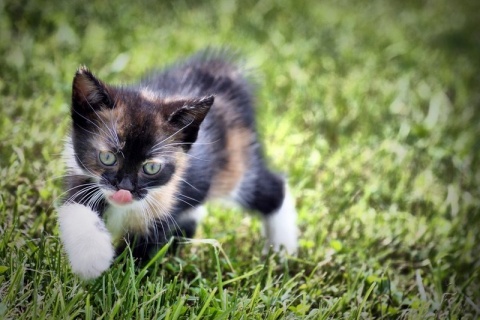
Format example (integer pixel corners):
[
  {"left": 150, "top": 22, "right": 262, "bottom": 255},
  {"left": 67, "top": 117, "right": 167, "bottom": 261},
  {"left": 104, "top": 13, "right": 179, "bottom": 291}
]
[
  {"left": 72, "top": 66, "right": 112, "bottom": 115},
  {"left": 165, "top": 95, "right": 214, "bottom": 147},
  {"left": 167, "top": 95, "right": 214, "bottom": 126}
]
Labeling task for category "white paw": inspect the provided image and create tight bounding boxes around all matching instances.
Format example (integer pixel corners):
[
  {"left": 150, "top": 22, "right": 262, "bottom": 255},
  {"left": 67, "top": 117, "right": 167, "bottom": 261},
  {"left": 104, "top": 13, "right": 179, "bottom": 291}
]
[
  {"left": 58, "top": 203, "right": 115, "bottom": 280},
  {"left": 262, "top": 187, "right": 298, "bottom": 255}
]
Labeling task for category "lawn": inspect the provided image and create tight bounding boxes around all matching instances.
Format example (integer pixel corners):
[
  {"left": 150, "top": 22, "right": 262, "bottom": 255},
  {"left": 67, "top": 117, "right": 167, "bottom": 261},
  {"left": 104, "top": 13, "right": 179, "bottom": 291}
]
[{"left": 1, "top": 0, "right": 479, "bottom": 318}]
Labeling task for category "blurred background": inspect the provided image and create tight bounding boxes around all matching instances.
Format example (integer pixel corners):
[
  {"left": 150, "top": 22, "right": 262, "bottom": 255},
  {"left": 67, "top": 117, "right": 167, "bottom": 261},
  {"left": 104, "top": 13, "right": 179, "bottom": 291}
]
[{"left": 0, "top": 0, "right": 479, "bottom": 318}]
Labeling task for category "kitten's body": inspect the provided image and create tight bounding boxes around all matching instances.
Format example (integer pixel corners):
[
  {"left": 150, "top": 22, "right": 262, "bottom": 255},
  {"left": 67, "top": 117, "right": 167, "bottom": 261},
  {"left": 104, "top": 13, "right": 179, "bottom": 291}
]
[{"left": 58, "top": 51, "right": 297, "bottom": 279}]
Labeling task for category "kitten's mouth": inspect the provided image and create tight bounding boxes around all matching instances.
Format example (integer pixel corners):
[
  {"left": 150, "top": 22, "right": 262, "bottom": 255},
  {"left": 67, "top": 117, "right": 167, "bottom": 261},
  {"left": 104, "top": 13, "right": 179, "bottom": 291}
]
[{"left": 108, "top": 189, "right": 134, "bottom": 206}]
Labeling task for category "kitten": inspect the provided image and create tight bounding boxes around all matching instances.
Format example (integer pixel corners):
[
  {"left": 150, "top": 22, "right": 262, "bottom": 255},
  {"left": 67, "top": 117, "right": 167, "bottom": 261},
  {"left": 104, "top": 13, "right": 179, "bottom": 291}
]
[{"left": 57, "top": 51, "right": 298, "bottom": 279}]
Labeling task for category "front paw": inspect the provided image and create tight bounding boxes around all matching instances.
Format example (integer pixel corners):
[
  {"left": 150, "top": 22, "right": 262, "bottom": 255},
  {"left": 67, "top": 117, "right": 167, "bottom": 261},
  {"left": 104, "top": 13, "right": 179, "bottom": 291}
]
[{"left": 58, "top": 203, "right": 115, "bottom": 280}]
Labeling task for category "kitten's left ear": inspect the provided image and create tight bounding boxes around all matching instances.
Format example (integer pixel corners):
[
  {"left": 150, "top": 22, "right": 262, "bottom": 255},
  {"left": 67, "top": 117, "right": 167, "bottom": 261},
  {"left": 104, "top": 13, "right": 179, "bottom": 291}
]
[
  {"left": 72, "top": 67, "right": 112, "bottom": 115},
  {"left": 165, "top": 95, "right": 214, "bottom": 147}
]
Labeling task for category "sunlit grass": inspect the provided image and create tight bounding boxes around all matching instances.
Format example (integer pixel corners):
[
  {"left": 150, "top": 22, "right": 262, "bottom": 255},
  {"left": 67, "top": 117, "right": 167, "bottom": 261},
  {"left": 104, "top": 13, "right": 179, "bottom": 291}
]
[{"left": 1, "top": 0, "right": 479, "bottom": 318}]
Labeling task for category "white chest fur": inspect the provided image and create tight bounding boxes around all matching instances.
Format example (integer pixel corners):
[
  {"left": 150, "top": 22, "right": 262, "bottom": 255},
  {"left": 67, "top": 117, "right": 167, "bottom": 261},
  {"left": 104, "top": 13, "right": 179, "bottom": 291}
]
[{"left": 103, "top": 202, "right": 149, "bottom": 243}]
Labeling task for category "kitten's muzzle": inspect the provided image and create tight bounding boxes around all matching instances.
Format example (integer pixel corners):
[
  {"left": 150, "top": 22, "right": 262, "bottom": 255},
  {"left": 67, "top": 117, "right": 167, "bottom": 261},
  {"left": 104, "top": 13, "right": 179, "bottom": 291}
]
[{"left": 111, "top": 176, "right": 136, "bottom": 205}]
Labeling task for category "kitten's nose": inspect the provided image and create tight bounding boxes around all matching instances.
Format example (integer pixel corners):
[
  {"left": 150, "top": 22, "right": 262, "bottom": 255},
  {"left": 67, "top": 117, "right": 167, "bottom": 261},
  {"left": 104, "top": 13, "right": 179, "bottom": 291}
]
[{"left": 117, "top": 177, "right": 134, "bottom": 192}]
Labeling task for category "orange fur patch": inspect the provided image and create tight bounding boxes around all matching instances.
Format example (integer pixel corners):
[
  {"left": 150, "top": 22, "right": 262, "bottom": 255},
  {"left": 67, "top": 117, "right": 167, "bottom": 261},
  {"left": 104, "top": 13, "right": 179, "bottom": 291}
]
[
  {"left": 208, "top": 127, "right": 252, "bottom": 198},
  {"left": 140, "top": 89, "right": 159, "bottom": 102},
  {"left": 128, "top": 153, "right": 188, "bottom": 234}
]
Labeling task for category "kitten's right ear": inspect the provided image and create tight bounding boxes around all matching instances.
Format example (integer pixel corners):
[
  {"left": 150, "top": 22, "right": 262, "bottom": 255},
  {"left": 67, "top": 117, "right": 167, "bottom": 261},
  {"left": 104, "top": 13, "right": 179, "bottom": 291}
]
[{"left": 72, "top": 66, "right": 112, "bottom": 114}]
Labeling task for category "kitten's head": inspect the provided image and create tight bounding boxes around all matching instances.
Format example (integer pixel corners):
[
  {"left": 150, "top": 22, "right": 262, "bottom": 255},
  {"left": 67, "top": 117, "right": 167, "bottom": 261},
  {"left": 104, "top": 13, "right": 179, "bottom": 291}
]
[{"left": 69, "top": 67, "right": 214, "bottom": 208}]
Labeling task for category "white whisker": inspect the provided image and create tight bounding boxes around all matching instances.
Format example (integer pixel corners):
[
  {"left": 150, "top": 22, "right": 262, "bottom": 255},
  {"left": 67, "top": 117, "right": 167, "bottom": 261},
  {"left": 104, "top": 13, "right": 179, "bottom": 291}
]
[
  {"left": 54, "top": 182, "right": 97, "bottom": 201},
  {"left": 50, "top": 182, "right": 98, "bottom": 212},
  {"left": 176, "top": 193, "right": 201, "bottom": 204},
  {"left": 74, "top": 156, "right": 100, "bottom": 180},
  {"left": 149, "top": 118, "right": 195, "bottom": 151},
  {"left": 140, "top": 198, "right": 156, "bottom": 242},
  {"left": 149, "top": 139, "right": 221, "bottom": 154},
  {"left": 75, "top": 123, "right": 106, "bottom": 141},
  {"left": 64, "top": 185, "right": 100, "bottom": 204},
  {"left": 72, "top": 108, "right": 116, "bottom": 146},
  {"left": 145, "top": 194, "right": 183, "bottom": 239},
  {"left": 154, "top": 151, "right": 209, "bottom": 162},
  {"left": 144, "top": 195, "right": 169, "bottom": 241},
  {"left": 172, "top": 173, "right": 201, "bottom": 192},
  {"left": 171, "top": 195, "right": 196, "bottom": 208}
]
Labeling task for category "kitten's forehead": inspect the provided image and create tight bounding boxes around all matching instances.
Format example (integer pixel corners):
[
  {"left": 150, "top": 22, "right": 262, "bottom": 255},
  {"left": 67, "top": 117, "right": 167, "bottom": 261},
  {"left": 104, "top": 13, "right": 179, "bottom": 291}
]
[
  {"left": 85, "top": 88, "right": 190, "bottom": 156},
  {"left": 95, "top": 100, "right": 173, "bottom": 155},
  {"left": 95, "top": 103, "right": 127, "bottom": 148}
]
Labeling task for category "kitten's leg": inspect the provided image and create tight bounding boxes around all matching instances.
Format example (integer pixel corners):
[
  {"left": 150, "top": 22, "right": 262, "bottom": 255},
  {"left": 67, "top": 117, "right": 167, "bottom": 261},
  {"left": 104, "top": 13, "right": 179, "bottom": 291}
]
[
  {"left": 58, "top": 203, "right": 115, "bottom": 279},
  {"left": 235, "top": 167, "right": 298, "bottom": 254},
  {"left": 261, "top": 185, "right": 298, "bottom": 255},
  {"left": 129, "top": 206, "right": 207, "bottom": 260}
]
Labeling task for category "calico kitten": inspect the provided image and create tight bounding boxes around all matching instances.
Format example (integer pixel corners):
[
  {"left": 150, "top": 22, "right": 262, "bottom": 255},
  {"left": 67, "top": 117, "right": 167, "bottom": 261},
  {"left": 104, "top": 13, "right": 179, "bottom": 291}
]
[{"left": 57, "top": 51, "right": 298, "bottom": 279}]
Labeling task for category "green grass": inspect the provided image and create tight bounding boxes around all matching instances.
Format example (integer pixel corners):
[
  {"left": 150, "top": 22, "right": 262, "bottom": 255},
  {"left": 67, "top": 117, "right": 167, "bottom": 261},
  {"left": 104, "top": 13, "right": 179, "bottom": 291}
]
[{"left": 1, "top": 0, "right": 479, "bottom": 318}]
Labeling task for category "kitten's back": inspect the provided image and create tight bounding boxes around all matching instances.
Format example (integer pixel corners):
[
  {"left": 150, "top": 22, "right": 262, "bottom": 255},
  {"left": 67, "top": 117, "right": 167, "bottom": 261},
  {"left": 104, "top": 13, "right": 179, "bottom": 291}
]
[{"left": 143, "top": 50, "right": 255, "bottom": 122}]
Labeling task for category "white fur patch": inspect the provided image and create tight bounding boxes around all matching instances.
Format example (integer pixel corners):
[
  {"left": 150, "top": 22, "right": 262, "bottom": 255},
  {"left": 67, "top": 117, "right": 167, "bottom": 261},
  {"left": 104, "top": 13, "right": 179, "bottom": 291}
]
[
  {"left": 262, "top": 187, "right": 298, "bottom": 255},
  {"left": 103, "top": 201, "right": 146, "bottom": 242},
  {"left": 103, "top": 205, "right": 130, "bottom": 242},
  {"left": 58, "top": 203, "right": 115, "bottom": 280},
  {"left": 140, "top": 89, "right": 159, "bottom": 102},
  {"left": 63, "top": 137, "right": 103, "bottom": 180},
  {"left": 176, "top": 205, "right": 208, "bottom": 226},
  {"left": 62, "top": 138, "right": 84, "bottom": 176}
]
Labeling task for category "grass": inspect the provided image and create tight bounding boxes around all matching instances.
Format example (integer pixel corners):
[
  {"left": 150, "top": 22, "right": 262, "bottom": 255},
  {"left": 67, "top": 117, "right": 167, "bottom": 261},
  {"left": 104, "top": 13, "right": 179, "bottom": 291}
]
[{"left": 1, "top": 0, "right": 479, "bottom": 318}]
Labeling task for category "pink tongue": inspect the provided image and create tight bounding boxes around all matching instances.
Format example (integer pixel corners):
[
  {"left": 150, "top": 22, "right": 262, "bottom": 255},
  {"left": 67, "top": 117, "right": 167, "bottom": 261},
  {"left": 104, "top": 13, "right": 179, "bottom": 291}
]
[{"left": 111, "top": 189, "right": 133, "bottom": 204}]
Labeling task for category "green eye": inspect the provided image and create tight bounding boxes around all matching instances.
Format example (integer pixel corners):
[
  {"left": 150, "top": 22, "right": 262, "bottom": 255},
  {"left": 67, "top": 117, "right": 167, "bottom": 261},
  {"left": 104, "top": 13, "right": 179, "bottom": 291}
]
[
  {"left": 143, "top": 162, "right": 162, "bottom": 175},
  {"left": 99, "top": 151, "right": 117, "bottom": 166}
]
